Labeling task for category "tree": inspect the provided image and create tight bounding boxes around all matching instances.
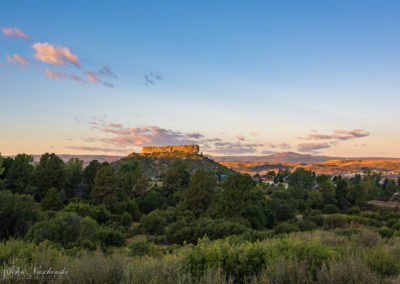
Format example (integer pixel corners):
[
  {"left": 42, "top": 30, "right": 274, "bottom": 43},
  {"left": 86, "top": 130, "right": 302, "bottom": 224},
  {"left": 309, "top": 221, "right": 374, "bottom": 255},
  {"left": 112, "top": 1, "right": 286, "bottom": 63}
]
[
  {"left": 335, "top": 177, "right": 350, "bottom": 209},
  {"left": 216, "top": 173, "right": 256, "bottom": 218},
  {"left": 90, "top": 165, "right": 117, "bottom": 206},
  {"left": 140, "top": 210, "right": 167, "bottom": 235},
  {"left": 183, "top": 170, "right": 215, "bottom": 215},
  {"left": 288, "top": 168, "right": 315, "bottom": 189},
  {"left": 163, "top": 160, "right": 190, "bottom": 196},
  {"left": 64, "top": 158, "right": 83, "bottom": 198},
  {"left": 5, "top": 154, "right": 34, "bottom": 194},
  {"left": 42, "top": 187, "right": 63, "bottom": 210},
  {"left": 116, "top": 160, "right": 148, "bottom": 197},
  {"left": 35, "top": 153, "right": 66, "bottom": 200},
  {"left": 0, "top": 190, "right": 38, "bottom": 239},
  {"left": 82, "top": 160, "right": 102, "bottom": 199},
  {"left": 320, "top": 179, "right": 337, "bottom": 205}
]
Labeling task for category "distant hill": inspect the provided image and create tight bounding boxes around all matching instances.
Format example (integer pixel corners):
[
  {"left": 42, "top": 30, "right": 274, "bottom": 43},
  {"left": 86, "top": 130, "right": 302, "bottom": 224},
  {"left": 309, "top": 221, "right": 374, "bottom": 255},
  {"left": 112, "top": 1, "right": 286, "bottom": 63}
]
[
  {"left": 219, "top": 159, "right": 400, "bottom": 176},
  {"left": 212, "top": 151, "right": 400, "bottom": 163},
  {"left": 211, "top": 152, "right": 333, "bottom": 163},
  {"left": 112, "top": 152, "right": 234, "bottom": 177}
]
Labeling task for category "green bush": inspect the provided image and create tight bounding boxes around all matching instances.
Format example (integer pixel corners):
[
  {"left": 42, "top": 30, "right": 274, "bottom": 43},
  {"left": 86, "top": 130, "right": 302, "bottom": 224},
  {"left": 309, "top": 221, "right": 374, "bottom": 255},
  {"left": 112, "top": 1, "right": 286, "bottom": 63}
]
[
  {"left": 64, "top": 202, "right": 110, "bottom": 224},
  {"left": 324, "top": 214, "right": 348, "bottom": 229},
  {"left": 378, "top": 226, "right": 393, "bottom": 238},
  {"left": 323, "top": 204, "right": 339, "bottom": 214},
  {"left": 274, "top": 222, "right": 299, "bottom": 234},
  {"left": 121, "top": 212, "right": 133, "bottom": 227},
  {"left": 96, "top": 227, "right": 125, "bottom": 247},
  {"left": 129, "top": 241, "right": 163, "bottom": 257},
  {"left": 140, "top": 210, "right": 167, "bottom": 235},
  {"left": 347, "top": 207, "right": 361, "bottom": 215},
  {"left": 367, "top": 248, "right": 400, "bottom": 277}
]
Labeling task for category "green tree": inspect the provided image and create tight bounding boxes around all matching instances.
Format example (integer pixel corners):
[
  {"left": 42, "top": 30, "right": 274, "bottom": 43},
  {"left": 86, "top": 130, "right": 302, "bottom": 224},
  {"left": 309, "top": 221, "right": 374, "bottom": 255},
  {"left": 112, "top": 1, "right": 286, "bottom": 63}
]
[
  {"left": 163, "top": 160, "right": 190, "bottom": 196},
  {"left": 35, "top": 153, "right": 66, "bottom": 200},
  {"left": 288, "top": 168, "right": 316, "bottom": 189},
  {"left": 335, "top": 177, "right": 350, "bottom": 209},
  {"left": 42, "top": 187, "right": 63, "bottom": 210},
  {"left": 5, "top": 154, "right": 34, "bottom": 194},
  {"left": 90, "top": 165, "right": 117, "bottom": 206},
  {"left": 0, "top": 190, "right": 38, "bottom": 239},
  {"left": 183, "top": 170, "right": 215, "bottom": 215},
  {"left": 320, "top": 179, "right": 337, "bottom": 205},
  {"left": 116, "top": 160, "right": 148, "bottom": 197},
  {"left": 82, "top": 160, "right": 102, "bottom": 199},
  {"left": 64, "top": 158, "right": 83, "bottom": 198}
]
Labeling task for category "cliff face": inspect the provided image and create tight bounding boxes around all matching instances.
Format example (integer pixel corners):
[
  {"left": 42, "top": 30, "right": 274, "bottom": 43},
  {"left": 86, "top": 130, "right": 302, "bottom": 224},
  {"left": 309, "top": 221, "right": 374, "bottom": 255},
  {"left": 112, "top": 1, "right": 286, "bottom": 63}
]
[{"left": 142, "top": 144, "right": 200, "bottom": 154}]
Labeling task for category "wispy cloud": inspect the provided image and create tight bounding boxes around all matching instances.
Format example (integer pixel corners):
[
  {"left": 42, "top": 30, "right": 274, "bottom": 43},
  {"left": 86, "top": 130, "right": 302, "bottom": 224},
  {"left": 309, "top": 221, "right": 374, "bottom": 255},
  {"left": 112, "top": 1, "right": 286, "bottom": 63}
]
[
  {"left": 298, "top": 142, "right": 330, "bottom": 152},
  {"left": 145, "top": 71, "right": 163, "bottom": 86},
  {"left": 300, "top": 129, "right": 370, "bottom": 141},
  {"left": 80, "top": 118, "right": 266, "bottom": 155},
  {"left": 65, "top": 145, "right": 130, "bottom": 153},
  {"left": 1, "top": 27, "right": 31, "bottom": 41},
  {"left": 32, "top": 43, "right": 80, "bottom": 66}
]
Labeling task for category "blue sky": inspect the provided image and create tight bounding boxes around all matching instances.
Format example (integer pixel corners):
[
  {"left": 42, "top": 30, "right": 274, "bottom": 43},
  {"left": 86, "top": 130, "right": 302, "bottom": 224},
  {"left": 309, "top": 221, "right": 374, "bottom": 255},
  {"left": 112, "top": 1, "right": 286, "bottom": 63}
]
[{"left": 1, "top": 0, "right": 400, "bottom": 157}]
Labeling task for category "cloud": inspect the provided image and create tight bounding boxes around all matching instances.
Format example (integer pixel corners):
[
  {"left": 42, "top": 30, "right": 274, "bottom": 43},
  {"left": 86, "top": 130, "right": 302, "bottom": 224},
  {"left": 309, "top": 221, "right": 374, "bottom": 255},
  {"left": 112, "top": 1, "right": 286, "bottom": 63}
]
[
  {"left": 11, "top": 54, "right": 30, "bottom": 65},
  {"left": 45, "top": 69, "right": 67, "bottom": 79},
  {"left": 65, "top": 146, "right": 130, "bottom": 153},
  {"left": 32, "top": 43, "right": 80, "bottom": 66},
  {"left": 298, "top": 142, "right": 330, "bottom": 152},
  {"left": 145, "top": 71, "right": 163, "bottom": 86},
  {"left": 79, "top": 118, "right": 270, "bottom": 155},
  {"left": 261, "top": 150, "right": 276, "bottom": 155},
  {"left": 86, "top": 71, "right": 97, "bottom": 82},
  {"left": 236, "top": 135, "right": 245, "bottom": 141},
  {"left": 209, "top": 142, "right": 264, "bottom": 155},
  {"left": 249, "top": 132, "right": 258, "bottom": 137},
  {"left": 267, "top": 142, "right": 291, "bottom": 149},
  {"left": 1, "top": 27, "right": 31, "bottom": 40},
  {"left": 44, "top": 69, "right": 86, "bottom": 83},
  {"left": 99, "top": 66, "right": 117, "bottom": 77},
  {"left": 301, "top": 129, "right": 370, "bottom": 141}
]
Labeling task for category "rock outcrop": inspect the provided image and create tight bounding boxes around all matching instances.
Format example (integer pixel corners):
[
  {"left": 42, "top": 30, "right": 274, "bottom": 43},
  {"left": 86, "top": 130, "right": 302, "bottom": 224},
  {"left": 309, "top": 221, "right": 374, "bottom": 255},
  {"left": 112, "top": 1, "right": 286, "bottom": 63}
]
[{"left": 142, "top": 144, "right": 200, "bottom": 154}]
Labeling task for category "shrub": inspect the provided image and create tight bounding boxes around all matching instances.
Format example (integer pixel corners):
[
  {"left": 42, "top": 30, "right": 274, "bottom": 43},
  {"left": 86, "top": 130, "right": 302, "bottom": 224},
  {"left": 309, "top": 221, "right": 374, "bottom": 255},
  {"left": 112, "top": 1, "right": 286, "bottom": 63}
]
[
  {"left": 140, "top": 210, "right": 167, "bottom": 235},
  {"left": 96, "top": 227, "right": 125, "bottom": 247},
  {"left": 129, "top": 241, "right": 163, "bottom": 257},
  {"left": 324, "top": 214, "right": 348, "bottom": 229},
  {"left": 274, "top": 222, "right": 299, "bottom": 234},
  {"left": 347, "top": 207, "right": 361, "bottom": 215},
  {"left": 356, "top": 229, "right": 381, "bottom": 247},
  {"left": 378, "top": 226, "right": 393, "bottom": 238},
  {"left": 64, "top": 202, "right": 110, "bottom": 224},
  {"left": 323, "top": 204, "right": 339, "bottom": 214},
  {"left": 121, "top": 212, "right": 133, "bottom": 227},
  {"left": 317, "top": 256, "right": 380, "bottom": 283},
  {"left": 367, "top": 248, "right": 400, "bottom": 277}
]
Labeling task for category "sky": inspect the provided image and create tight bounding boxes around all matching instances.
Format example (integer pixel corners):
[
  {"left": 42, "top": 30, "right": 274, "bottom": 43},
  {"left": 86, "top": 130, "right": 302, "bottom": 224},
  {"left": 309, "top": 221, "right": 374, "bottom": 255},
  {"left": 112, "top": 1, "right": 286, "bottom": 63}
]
[{"left": 1, "top": 0, "right": 400, "bottom": 157}]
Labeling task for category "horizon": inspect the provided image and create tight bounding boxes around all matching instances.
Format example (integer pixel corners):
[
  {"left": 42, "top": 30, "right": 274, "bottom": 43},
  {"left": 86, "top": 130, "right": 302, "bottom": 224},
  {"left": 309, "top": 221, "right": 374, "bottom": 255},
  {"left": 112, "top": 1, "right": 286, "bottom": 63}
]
[{"left": 2, "top": 1, "right": 400, "bottom": 157}]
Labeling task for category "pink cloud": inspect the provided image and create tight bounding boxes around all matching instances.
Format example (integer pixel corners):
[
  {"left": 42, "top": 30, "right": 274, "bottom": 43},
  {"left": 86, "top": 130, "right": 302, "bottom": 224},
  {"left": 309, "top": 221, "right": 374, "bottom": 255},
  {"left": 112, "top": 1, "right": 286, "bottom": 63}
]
[
  {"left": 1, "top": 27, "right": 31, "bottom": 40},
  {"left": 32, "top": 43, "right": 80, "bottom": 66},
  {"left": 86, "top": 71, "right": 97, "bottom": 82},
  {"left": 236, "top": 134, "right": 245, "bottom": 141},
  {"left": 45, "top": 69, "right": 67, "bottom": 79},
  {"left": 65, "top": 145, "right": 130, "bottom": 153},
  {"left": 12, "top": 54, "right": 30, "bottom": 65}
]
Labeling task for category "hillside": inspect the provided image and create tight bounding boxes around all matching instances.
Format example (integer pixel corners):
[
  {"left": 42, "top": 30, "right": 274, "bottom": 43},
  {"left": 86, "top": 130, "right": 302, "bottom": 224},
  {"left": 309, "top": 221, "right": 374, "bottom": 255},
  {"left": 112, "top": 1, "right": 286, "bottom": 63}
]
[
  {"left": 112, "top": 152, "right": 234, "bottom": 177},
  {"left": 220, "top": 159, "right": 400, "bottom": 176},
  {"left": 212, "top": 151, "right": 400, "bottom": 163}
]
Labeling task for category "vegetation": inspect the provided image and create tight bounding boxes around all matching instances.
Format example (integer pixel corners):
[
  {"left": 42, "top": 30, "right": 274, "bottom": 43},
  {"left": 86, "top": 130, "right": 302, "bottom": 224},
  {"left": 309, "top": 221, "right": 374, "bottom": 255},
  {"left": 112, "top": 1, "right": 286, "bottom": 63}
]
[{"left": 0, "top": 152, "right": 400, "bottom": 283}]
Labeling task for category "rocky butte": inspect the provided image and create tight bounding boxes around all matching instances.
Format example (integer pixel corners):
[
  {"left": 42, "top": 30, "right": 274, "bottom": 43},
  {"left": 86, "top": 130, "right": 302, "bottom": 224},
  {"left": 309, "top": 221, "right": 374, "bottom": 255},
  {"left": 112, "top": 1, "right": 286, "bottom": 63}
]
[{"left": 141, "top": 144, "right": 200, "bottom": 154}]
